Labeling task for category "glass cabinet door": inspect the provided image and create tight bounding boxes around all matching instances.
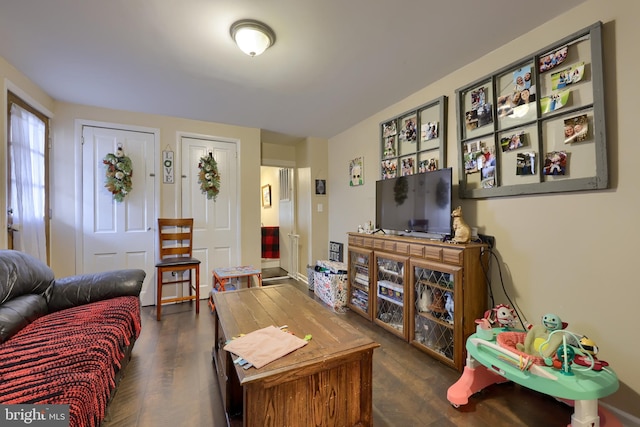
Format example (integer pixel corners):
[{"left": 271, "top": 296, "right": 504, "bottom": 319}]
[
  {"left": 410, "top": 260, "right": 462, "bottom": 368},
  {"left": 373, "top": 253, "right": 407, "bottom": 339},
  {"left": 348, "top": 248, "right": 372, "bottom": 319}
]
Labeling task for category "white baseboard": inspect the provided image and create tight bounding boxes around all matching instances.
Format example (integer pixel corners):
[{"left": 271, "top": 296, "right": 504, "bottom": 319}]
[
  {"left": 261, "top": 258, "right": 280, "bottom": 269},
  {"left": 599, "top": 402, "right": 640, "bottom": 427}
]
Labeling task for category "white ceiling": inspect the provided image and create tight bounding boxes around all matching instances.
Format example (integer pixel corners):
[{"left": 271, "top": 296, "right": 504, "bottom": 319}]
[{"left": 0, "top": 0, "right": 585, "bottom": 144}]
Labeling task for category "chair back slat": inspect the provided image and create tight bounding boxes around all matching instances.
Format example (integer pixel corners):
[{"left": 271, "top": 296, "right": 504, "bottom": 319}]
[
  {"left": 161, "top": 247, "right": 191, "bottom": 256},
  {"left": 161, "top": 231, "right": 191, "bottom": 241}
]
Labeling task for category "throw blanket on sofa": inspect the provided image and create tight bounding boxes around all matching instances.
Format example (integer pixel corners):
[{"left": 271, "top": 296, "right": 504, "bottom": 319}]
[{"left": 0, "top": 296, "right": 141, "bottom": 427}]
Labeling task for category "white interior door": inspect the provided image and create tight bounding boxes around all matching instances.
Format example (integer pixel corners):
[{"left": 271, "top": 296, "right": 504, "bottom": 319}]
[
  {"left": 181, "top": 136, "right": 238, "bottom": 295},
  {"left": 81, "top": 126, "right": 156, "bottom": 306},
  {"left": 278, "top": 168, "right": 295, "bottom": 274}
]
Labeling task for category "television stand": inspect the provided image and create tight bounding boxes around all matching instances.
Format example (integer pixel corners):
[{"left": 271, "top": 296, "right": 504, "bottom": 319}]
[{"left": 346, "top": 232, "right": 488, "bottom": 371}]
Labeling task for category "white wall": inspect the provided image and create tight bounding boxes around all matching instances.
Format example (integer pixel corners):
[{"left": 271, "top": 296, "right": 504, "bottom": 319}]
[
  {"left": 328, "top": 0, "right": 640, "bottom": 417},
  {"left": 1, "top": 61, "right": 263, "bottom": 274},
  {"left": 47, "top": 102, "right": 262, "bottom": 277},
  {"left": 296, "top": 137, "right": 329, "bottom": 272}
]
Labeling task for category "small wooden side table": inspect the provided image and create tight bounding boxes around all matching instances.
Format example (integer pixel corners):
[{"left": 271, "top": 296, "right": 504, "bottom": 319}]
[{"left": 208, "top": 266, "right": 262, "bottom": 312}]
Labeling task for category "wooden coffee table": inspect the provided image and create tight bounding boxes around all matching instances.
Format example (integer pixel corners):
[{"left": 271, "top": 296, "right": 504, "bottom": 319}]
[{"left": 212, "top": 284, "right": 379, "bottom": 426}]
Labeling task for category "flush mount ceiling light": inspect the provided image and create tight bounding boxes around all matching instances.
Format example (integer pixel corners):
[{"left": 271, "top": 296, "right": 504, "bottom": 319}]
[{"left": 230, "top": 19, "right": 276, "bottom": 57}]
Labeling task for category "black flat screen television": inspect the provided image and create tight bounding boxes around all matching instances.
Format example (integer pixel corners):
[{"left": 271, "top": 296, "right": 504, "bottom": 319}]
[{"left": 375, "top": 168, "right": 452, "bottom": 238}]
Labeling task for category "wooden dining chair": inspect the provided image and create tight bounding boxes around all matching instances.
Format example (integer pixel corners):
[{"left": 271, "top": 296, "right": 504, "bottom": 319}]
[{"left": 155, "top": 218, "right": 201, "bottom": 321}]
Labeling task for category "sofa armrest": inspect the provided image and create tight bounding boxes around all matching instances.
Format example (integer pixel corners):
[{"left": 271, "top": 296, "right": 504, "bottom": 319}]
[
  {"left": 0, "top": 294, "right": 49, "bottom": 343},
  {"left": 47, "top": 269, "right": 146, "bottom": 312}
]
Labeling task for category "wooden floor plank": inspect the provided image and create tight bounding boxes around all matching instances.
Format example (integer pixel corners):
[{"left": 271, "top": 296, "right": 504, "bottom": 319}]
[{"left": 103, "top": 279, "right": 574, "bottom": 427}]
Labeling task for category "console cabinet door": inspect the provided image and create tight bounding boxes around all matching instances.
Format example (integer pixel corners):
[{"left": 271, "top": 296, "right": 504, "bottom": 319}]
[
  {"left": 409, "top": 258, "right": 463, "bottom": 370},
  {"left": 373, "top": 252, "right": 408, "bottom": 339},
  {"left": 347, "top": 247, "right": 373, "bottom": 320}
]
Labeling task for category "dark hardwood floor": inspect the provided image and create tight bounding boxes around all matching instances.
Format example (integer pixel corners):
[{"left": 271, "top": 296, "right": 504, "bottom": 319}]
[{"left": 102, "top": 278, "right": 573, "bottom": 427}]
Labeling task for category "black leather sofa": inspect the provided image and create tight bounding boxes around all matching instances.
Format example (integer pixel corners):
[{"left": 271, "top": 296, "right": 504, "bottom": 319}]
[{"left": 0, "top": 250, "right": 146, "bottom": 427}]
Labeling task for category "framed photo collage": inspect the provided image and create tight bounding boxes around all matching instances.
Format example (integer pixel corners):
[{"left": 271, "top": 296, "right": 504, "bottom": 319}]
[
  {"left": 380, "top": 96, "right": 447, "bottom": 180},
  {"left": 455, "top": 22, "right": 607, "bottom": 198}
]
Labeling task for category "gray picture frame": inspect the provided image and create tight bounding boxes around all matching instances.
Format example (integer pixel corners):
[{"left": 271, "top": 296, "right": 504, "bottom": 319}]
[
  {"left": 455, "top": 22, "right": 607, "bottom": 199},
  {"left": 379, "top": 96, "right": 448, "bottom": 180}
]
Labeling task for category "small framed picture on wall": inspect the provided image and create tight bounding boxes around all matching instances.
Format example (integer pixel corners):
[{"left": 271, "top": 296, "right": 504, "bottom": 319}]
[
  {"left": 262, "top": 184, "right": 271, "bottom": 207},
  {"left": 315, "top": 179, "right": 326, "bottom": 195},
  {"left": 349, "top": 156, "right": 364, "bottom": 186}
]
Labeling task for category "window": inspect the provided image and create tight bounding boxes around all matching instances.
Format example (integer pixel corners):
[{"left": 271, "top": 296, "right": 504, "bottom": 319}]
[{"left": 7, "top": 92, "right": 50, "bottom": 262}]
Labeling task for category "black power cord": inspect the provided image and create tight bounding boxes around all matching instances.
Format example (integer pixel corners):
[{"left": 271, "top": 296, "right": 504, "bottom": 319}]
[{"left": 480, "top": 246, "right": 528, "bottom": 330}]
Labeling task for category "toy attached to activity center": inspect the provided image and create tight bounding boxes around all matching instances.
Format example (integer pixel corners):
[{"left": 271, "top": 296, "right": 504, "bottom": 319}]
[{"left": 448, "top": 309, "right": 621, "bottom": 427}]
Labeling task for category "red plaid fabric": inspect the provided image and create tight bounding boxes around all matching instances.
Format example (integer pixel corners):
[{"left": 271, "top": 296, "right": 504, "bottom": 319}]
[
  {"left": 261, "top": 226, "right": 280, "bottom": 258},
  {"left": 0, "top": 296, "right": 141, "bottom": 427}
]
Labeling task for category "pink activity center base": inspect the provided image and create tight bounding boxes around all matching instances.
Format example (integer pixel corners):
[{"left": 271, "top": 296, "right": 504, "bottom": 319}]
[{"left": 447, "top": 331, "right": 622, "bottom": 427}]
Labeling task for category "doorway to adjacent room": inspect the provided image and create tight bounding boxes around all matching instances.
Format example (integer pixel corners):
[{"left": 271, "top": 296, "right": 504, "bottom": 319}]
[{"left": 260, "top": 166, "right": 295, "bottom": 282}]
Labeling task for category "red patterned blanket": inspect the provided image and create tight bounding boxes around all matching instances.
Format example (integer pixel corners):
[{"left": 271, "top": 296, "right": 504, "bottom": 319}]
[{"left": 0, "top": 296, "right": 141, "bottom": 427}]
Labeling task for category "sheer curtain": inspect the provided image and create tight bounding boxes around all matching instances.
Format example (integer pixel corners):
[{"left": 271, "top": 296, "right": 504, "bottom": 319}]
[{"left": 9, "top": 103, "right": 47, "bottom": 262}]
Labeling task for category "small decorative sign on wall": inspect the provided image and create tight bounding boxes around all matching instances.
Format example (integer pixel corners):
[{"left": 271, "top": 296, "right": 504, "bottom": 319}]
[
  {"left": 349, "top": 157, "right": 364, "bottom": 186},
  {"left": 315, "top": 179, "right": 326, "bottom": 195},
  {"left": 329, "top": 241, "right": 344, "bottom": 262},
  {"left": 162, "top": 149, "right": 174, "bottom": 184}
]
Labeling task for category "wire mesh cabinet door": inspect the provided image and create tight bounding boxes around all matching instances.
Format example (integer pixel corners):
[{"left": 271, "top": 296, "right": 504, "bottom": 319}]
[
  {"left": 347, "top": 247, "right": 373, "bottom": 320},
  {"left": 373, "top": 252, "right": 408, "bottom": 339},
  {"left": 410, "top": 259, "right": 463, "bottom": 370}
]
